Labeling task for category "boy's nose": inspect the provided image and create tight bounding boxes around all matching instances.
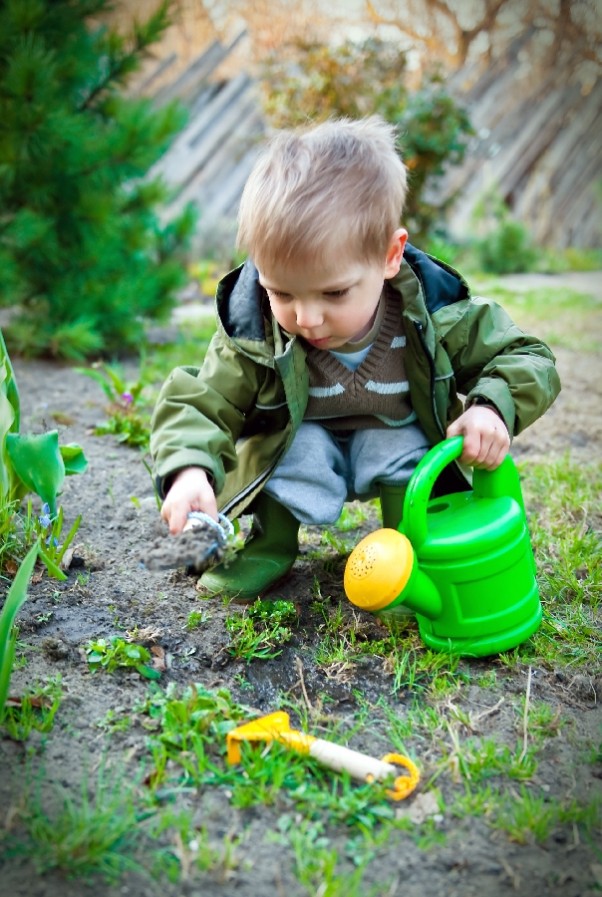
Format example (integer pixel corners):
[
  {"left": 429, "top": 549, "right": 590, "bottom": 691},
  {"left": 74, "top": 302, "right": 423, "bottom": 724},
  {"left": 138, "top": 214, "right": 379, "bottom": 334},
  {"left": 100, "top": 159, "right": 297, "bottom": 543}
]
[{"left": 295, "top": 301, "right": 323, "bottom": 329}]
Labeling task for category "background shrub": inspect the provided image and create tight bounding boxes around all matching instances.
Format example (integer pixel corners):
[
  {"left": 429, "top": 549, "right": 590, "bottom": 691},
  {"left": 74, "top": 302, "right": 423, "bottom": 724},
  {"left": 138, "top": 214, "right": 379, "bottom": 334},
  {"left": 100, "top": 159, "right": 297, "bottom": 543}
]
[
  {"left": 0, "top": 0, "right": 195, "bottom": 360},
  {"left": 259, "top": 37, "right": 474, "bottom": 245}
]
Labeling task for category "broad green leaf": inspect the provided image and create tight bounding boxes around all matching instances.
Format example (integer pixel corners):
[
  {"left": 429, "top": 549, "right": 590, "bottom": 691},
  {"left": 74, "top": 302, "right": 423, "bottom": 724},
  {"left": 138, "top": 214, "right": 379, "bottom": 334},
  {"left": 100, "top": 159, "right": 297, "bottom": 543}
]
[
  {"left": 60, "top": 443, "right": 88, "bottom": 476},
  {"left": 5, "top": 431, "right": 66, "bottom": 517},
  {"left": 0, "top": 542, "right": 39, "bottom": 716},
  {"left": 0, "top": 330, "right": 20, "bottom": 503},
  {"left": 0, "top": 328, "right": 20, "bottom": 432},
  {"left": 136, "top": 664, "right": 162, "bottom": 680}
]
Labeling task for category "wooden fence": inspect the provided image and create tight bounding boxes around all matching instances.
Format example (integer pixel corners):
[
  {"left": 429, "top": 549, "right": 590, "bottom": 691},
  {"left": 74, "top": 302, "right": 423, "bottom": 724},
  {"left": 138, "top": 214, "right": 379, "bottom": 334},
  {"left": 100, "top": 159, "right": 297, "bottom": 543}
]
[{"left": 142, "top": 30, "right": 601, "bottom": 252}]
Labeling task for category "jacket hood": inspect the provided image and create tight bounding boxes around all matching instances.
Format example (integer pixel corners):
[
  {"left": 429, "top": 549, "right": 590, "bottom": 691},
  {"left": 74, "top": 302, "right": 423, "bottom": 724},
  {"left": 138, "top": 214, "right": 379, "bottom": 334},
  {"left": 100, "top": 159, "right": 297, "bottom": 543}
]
[
  {"left": 403, "top": 244, "right": 470, "bottom": 312},
  {"left": 216, "top": 261, "right": 267, "bottom": 341}
]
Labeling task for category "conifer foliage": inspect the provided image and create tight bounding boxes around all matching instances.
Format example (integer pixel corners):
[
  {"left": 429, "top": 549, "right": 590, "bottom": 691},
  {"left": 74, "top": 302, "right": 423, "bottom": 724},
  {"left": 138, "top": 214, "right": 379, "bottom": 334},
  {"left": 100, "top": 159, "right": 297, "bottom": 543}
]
[{"left": 0, "top": 0, "right": 195, "bottom": 359}]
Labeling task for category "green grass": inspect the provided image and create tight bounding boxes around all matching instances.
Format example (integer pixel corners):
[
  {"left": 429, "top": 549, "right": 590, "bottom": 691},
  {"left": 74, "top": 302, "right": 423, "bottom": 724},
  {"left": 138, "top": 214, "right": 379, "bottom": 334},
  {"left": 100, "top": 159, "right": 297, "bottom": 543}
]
[
  {"left": 7, "top": 642, "right": 598, "bottom": 894},
  {"left": 48, "top": 453, "right": 597, "bottom": 891},
  {"left": 471, "top": 283, "right": 601, "bottom": 351},
  {"left": 224, "top": 598, "right": 298, "bottom": 662},
  {"left": 492, "top": 787, "right": 601, "bottom": 845},
  {"left": 1, "top": 674, "right": 63, "bottom": 742},
  {"left": 14, "top": 763, "right": 146, "bottom": 883},
  {"left": 518, "top": 457, "right": 601, "bottom": 667}
]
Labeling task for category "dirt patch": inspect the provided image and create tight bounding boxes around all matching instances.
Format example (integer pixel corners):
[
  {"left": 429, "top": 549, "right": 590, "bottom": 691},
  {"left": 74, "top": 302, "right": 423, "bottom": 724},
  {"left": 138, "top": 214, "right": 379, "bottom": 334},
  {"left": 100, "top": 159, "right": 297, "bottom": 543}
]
[
  {"left": 143, "top": 513, "right": 233, "bottom": 572},
  {"left": 1, "top": 273, "right": 601, "bottom": 897}
]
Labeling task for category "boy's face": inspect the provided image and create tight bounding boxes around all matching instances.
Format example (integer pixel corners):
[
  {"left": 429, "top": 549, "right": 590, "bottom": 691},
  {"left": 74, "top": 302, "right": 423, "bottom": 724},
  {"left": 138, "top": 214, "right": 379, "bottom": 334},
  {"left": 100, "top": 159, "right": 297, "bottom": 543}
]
[{"left": 258, "top": 229, "right": 407, "bottom": 350}]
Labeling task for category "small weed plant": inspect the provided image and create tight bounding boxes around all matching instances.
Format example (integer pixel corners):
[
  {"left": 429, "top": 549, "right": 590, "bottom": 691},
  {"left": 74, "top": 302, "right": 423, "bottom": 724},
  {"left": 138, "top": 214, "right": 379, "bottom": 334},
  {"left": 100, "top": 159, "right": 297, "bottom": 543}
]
[
  {"left": 85, "top": 636, "right": 161, "bottom": 680},
  {"left": 225, "top": 599, "right": 297, "bottom": 662},
  {"left": 185, "top": 609, "right": 210, "bottom": 631},
  {"left": 1, "top": 674, "right": 63, "bottom": 742},
  {"left": 521, "top": 457, "right": 601, "bottom": 667},
  {"left": 77, "top": 361, "right": 152, "bottom": 448}
]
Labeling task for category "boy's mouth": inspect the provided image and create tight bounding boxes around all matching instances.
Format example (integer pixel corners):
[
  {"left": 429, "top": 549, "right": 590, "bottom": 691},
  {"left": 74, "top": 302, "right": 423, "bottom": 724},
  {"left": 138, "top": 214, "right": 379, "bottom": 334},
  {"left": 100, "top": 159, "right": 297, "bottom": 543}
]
[{"left": 304, "top": 336, "right": 332, "bottom": 348}]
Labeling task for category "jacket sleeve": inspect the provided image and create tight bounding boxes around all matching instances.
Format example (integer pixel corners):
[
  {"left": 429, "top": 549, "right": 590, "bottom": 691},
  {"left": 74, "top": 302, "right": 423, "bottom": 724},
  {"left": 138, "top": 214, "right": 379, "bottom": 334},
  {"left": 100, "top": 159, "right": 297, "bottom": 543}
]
[
  {"left": 150, "top": 330, "right": 264, "bottom": 497},
  {"left": 434, "top": 296, "right": 561, "bottom": 437}
]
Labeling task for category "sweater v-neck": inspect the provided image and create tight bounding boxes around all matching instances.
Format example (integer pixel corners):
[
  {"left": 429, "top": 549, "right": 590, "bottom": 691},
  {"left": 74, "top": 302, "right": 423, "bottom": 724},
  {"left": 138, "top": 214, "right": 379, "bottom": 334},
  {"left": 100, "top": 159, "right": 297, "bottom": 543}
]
[{"left": 305, "top": 284, "right": 398, "bottom": 384}]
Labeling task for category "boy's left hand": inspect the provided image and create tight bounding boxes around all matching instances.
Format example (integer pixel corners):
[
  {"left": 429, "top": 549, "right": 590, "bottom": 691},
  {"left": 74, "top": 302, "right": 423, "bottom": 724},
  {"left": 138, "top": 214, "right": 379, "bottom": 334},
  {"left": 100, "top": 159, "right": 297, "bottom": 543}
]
[{"left": 446, "top": 405, "right": 510, "bottom": 470}]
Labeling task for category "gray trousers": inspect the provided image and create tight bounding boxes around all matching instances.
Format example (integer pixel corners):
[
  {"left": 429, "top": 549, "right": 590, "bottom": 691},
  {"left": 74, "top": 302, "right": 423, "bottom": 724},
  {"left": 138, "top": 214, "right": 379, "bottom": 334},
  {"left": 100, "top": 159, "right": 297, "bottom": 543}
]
[{"left": 264, "top": 421, "right": 431, "bottom": 524}]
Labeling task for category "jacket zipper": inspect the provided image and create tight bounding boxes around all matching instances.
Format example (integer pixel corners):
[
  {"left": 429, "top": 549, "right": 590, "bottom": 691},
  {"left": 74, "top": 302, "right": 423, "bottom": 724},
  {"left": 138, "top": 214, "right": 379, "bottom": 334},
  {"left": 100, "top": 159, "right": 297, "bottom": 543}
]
[
  {"left": 412, "top": 320, "right": 446, "bottom": 439},
  {"left": 413, "top": 320, "right": 471, "bottom": 491}
]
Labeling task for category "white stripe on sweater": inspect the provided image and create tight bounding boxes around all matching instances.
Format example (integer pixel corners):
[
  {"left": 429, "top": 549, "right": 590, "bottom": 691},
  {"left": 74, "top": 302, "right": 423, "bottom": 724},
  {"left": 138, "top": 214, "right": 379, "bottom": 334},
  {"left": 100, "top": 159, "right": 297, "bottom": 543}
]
[
  {"left": 308, "top": 383, "right": 345, "bottom": 398},
  {"left": 365, "top": 380, "right": 410, "bottom": 394}
]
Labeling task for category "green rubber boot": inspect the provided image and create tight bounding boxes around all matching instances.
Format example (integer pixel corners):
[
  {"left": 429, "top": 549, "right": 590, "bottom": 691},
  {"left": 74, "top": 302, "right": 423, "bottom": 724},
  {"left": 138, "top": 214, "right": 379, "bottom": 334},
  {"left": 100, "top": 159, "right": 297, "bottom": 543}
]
[
  {"left": 198, "top": 492, "right": 300, "bottom": 602},
  {"left": 378, "top": 483, "right": 407, "bottom": 531}
]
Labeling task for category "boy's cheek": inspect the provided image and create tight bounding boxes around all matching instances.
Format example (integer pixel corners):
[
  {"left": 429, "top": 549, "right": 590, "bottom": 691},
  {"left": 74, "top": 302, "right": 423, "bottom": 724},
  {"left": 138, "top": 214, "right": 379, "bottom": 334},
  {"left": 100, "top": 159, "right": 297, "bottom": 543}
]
[{"left": 267, "top": 295, "right": 286, "bottom": 322}]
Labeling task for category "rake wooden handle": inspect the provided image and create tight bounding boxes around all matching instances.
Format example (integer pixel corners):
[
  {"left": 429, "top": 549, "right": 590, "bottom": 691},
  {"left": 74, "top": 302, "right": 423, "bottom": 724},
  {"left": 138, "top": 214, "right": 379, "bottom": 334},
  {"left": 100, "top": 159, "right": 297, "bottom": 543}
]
[
  {"left": 308, "top": 740, "right": 419, "bottom": 799},
  {"left": 309, "top": 739, "right": 397, "bottom": 780}
]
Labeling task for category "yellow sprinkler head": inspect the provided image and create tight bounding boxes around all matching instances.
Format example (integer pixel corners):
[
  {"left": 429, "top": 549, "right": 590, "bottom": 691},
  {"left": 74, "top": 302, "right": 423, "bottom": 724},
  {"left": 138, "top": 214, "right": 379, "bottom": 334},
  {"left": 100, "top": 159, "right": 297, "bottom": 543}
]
[{"left": 344, "top": 528, "right": 414, "bottom": 612}]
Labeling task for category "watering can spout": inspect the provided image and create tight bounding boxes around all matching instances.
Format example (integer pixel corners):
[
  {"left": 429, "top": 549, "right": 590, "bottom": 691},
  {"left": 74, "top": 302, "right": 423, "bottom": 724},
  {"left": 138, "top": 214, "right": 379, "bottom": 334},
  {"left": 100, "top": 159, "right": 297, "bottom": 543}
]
[
  {"left": 344, "top": 528, "right": 442, "bottom": 619},
  {"left": 405, "top": 564, "right": 443, "bottom": 619}
]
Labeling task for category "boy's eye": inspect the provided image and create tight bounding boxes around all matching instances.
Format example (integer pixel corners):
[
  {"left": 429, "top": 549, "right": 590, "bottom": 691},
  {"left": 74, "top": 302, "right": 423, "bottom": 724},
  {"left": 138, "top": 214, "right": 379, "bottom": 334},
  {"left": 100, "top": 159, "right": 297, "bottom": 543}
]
[
  {"left": 323, "top": 288, "right": 349, "bottom": 298},
  {"left": 268, "top": 289, "right": 292, "bottom": 299}
]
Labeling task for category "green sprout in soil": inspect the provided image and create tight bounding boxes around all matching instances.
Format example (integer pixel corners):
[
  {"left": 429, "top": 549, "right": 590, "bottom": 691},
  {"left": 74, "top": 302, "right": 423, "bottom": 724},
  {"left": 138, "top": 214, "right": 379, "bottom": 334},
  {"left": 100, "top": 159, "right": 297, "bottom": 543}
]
[
  {"left": 225, "top": 598, "right": 298, "bottom": 662},
  {"left": 1, "top": 674, "right": 63, "bottom": 742},
  {"left": 84, "top": 636, "right": 161, "bottom": 680},
  {"left": 76, "top": 361, "right": 153, "bottom": 448},
  {"left": 185, "top": 609, "right": 210, "bottom": 631}
]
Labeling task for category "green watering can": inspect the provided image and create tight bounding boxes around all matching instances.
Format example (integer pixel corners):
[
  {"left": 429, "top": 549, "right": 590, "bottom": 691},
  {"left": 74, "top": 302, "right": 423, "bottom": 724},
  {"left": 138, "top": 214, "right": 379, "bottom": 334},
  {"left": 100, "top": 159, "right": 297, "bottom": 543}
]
[{"left": 344, "top": 436, "right": 542, "bottom": 657}]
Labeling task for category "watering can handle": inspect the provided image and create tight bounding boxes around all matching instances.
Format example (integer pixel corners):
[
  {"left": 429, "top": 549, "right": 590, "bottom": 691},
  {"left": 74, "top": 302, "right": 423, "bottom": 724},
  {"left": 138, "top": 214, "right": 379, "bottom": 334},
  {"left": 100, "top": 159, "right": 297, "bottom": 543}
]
[{"left": 402, "top": 436, "right": 524, "bottom": 549}]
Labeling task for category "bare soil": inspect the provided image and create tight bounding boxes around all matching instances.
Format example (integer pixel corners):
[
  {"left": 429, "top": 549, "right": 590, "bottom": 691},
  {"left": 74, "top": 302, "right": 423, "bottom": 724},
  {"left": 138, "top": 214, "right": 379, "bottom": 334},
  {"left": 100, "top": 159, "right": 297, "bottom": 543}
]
[{"left": 1, "top": 273, "right": 601, "bottom": 897}]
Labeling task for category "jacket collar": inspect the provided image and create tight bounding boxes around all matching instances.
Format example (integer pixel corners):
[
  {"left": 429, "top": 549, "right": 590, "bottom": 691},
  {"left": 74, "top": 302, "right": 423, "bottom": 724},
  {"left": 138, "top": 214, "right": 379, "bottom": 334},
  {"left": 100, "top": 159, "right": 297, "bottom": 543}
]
[{"left": 403, "top": 244, "right": 470, "bottom": 312}]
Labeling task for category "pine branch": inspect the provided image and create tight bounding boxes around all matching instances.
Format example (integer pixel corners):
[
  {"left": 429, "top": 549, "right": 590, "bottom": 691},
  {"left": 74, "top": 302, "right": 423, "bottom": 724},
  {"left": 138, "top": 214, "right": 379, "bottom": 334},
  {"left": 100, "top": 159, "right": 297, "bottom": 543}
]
[{"left": 78, "top": 0, "right": 173, "bottom": 111}]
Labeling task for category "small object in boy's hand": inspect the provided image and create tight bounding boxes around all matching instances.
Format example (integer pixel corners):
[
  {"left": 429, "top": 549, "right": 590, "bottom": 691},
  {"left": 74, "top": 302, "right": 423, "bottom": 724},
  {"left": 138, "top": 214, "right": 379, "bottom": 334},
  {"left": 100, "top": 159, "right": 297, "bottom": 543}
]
[{"left": 142, "top": 512, "right": 235, "bottom": 573}]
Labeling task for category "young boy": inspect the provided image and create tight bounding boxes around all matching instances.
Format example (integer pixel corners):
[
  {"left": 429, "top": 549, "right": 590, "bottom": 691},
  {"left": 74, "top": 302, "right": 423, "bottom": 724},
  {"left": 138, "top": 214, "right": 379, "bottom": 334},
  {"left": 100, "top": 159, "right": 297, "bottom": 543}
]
[{"left": 150, "top": 116, "right": 560, "bottom": 601}]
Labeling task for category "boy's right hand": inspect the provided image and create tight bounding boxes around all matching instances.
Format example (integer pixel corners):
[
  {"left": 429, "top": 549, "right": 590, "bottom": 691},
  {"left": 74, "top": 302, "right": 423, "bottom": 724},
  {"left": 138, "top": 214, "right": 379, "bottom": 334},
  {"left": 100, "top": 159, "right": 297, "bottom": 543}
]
[{"left": 160, "top": 467, "right": 219, "bottom": 535}]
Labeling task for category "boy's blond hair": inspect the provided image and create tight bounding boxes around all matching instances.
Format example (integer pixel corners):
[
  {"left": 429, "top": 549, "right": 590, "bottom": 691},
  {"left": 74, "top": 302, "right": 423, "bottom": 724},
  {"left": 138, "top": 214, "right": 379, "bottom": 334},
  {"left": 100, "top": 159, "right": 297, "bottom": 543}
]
[{"left": 237, "top": 116, "right": 408, "bottom": 271}]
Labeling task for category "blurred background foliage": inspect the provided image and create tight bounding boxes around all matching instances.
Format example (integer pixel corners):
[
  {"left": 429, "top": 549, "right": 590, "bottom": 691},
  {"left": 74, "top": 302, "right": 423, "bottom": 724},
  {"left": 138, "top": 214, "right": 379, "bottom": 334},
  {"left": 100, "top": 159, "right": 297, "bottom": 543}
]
[
  {"left": 259, "top": 37, "right": 474, "bottom": 245},
  {"left": 0, "top": 0, "right": 600, "bottom": 360}
]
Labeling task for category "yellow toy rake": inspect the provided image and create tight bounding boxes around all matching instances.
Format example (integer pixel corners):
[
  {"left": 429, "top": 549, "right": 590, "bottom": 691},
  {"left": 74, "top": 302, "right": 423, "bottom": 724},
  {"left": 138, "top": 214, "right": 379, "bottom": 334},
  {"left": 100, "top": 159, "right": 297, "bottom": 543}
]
[{"left": 226, "top": 711, "right": 419, "bottom": 801}]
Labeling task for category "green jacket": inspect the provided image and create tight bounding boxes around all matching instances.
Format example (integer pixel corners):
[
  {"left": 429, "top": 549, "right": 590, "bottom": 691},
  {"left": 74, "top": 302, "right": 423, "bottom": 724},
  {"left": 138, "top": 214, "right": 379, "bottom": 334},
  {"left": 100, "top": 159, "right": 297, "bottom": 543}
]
[{"left": 150, "top": 245, "right": 560, "bottom": 517}]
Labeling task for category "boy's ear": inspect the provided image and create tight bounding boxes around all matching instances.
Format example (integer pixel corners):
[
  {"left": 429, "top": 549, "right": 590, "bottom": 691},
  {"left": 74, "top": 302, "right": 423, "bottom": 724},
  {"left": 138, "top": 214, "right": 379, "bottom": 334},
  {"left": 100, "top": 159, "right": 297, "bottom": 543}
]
[{"left": 384, "top": 228, "right": 408, "bottom": 278}]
